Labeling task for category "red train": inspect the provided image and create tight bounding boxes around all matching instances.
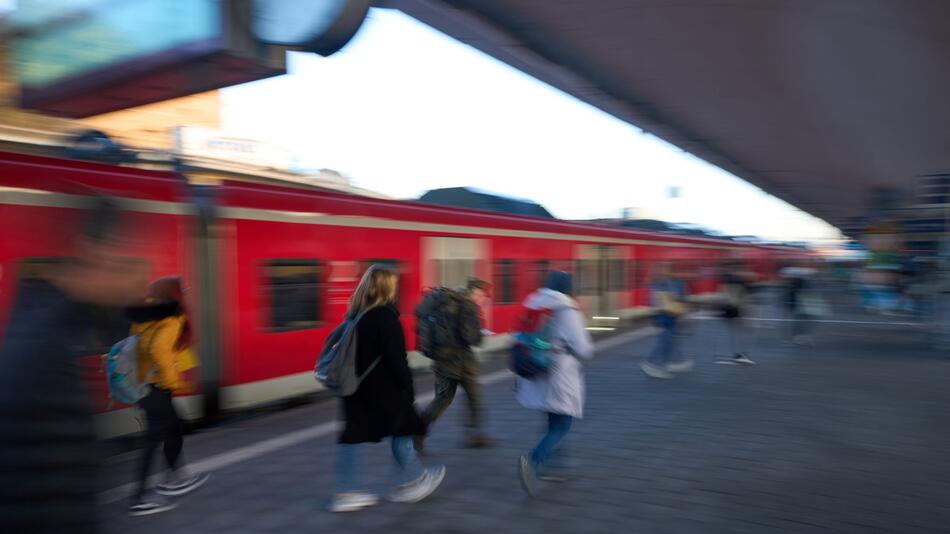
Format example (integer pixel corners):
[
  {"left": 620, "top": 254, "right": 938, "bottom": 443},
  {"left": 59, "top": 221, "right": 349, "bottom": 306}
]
[{"left": 0, "top": 150, "right": 803, "bottom": 437}]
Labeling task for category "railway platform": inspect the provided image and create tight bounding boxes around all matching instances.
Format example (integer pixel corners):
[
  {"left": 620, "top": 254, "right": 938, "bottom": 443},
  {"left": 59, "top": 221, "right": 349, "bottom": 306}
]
[{"left": 99, "top": 291, "right": 950, "bottom": 533}]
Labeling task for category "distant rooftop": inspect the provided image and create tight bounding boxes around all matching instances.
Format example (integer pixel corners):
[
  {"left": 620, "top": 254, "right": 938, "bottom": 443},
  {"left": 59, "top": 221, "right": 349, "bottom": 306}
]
[{"left": 418, "top": 187, "right": 554, "bottom": 218}]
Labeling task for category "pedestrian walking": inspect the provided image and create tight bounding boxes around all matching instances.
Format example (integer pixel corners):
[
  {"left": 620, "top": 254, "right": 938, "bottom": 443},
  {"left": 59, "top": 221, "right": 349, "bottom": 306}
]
[
  {"left": 714, "top": 262, "right": 756, "bottom": 365},
  {"left": 329, "top": 265, "right": 445, "bottom": 512},
  {"left": 0, "top": 197, "right": 146, "bottom": 533},
  {"left": 641, "top": 263, "right": 692, "bottom": 379},
  {"left": 415, "top": 278, "right": 493, "bottom": 450},
  {"left": 780, "top": 263, "right": 818, "bottom": 344},
  {"left": 126, "top": 276, "right": 208, "bottom": 516},
  {"left": 516, "top": 271, "right": 593, "bottom": 496}
]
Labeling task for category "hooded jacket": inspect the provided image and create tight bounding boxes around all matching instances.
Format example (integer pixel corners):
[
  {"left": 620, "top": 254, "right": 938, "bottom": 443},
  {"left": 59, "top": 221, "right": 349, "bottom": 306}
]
[
  {"left": 515, "top": 288, "right": 594, "bottom": 418},
  {"left": 125, "top": 301, "right": 186, "bottom": 391}
]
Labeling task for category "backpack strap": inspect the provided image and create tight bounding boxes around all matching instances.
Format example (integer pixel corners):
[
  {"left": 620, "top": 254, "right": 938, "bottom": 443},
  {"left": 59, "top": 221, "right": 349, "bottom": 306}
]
[{"left": 357, "top": 356, "right": 383, "bottom": 383}]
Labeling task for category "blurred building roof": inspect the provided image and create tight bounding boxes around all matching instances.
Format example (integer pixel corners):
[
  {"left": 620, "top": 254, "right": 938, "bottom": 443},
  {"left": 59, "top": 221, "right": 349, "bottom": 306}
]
[{"left": 418, "top": 187, "right": 554, "bottom": 218}]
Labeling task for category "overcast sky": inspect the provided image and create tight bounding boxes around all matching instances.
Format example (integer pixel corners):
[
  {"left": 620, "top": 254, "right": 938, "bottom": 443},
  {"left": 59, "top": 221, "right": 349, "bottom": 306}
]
[{"left": 222, "top": 8, "right": 841, "bottom": 243}]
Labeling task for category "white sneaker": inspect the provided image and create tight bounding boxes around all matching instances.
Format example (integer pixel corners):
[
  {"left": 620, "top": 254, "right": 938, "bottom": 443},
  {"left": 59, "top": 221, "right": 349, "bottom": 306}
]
[
  {"left": 667, "top": 360, "right": 695, "bottom": 373},
  {"left": 732, "top": 354, "right": 755, "bottom": 365},
  {"left": 716, "top": 354, "right": 755, "bottom": 365},
  {"left": 129, "top": 495, "right": 177, "bottom": 516},
  {"left": 518, "top": 455, "right": 538, "bottom": 497},
  {"left": 155, "top": 473, "right": 210, "bottom": 497},
  {"left": 640, "top": 361, "right": 673, "bottom": 379},
  {"left": 388, "top": 466, "right": 446, "bottom": 503},
  {"left": 327, "top": 492, "right": 379, "bottom": 513}
]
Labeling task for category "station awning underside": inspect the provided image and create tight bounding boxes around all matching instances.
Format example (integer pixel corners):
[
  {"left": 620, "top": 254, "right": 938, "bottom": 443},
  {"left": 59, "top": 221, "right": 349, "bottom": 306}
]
[{"left": 386, "top": 0, "right": 950, "bottom": 231}]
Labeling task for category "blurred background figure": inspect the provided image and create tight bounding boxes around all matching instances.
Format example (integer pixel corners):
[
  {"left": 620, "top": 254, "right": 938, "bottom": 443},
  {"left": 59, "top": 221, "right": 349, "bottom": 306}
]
[
  {"left": 780, "top": 261, "right": 821, "bottom": 345},
  {"left": 0, "top": 197, "right": 146, "bottom": 534},
  {"left": 713, "top": 261, "right": 756, "bottom": 366},
  {"left": 641, "top": 262, "right": 692, "bottom": 379}
]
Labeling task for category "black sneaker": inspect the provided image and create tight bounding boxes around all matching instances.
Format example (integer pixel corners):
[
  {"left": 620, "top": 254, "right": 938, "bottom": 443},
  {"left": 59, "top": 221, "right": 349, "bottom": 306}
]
[
  {"left": 155, "top": 473, "right": 210, "bottom": 497},
  {"left": 129, "top": 496, "right": 177, "bottom": 516}
]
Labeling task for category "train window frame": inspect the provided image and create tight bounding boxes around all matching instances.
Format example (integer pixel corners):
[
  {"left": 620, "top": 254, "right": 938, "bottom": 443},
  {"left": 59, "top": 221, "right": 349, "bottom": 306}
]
[
  {"left": 14, "top": 256, "right": 147, "bottom": 355},
  {"left": 433, "top": 258, "right": 476, "bottom": 290},
  {"left": 262, "top": 259, "right": 324, "bottom": 332},
  {"left": 608, "top": 258, "right": 626, "bottom": 292},
  {"left": 533, "top": 259, "right": 550, "bottom": 290},
  {"left": 493, "top": 259, "right": 517, "bottom": 305},
  {"left": 575, "top": 259, "right": 600, "bottom": 296}
]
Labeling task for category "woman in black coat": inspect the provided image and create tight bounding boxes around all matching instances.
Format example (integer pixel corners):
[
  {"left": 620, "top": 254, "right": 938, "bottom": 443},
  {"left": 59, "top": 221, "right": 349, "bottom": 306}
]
[{"left": 329, "top": 265, "right": 446, "bottom": 513}]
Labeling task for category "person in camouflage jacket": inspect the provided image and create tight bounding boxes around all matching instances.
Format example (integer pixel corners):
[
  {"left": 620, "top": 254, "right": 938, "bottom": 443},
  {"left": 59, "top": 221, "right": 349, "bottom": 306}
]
[{"left": 415, "top": 278, "right": 493, "bottom": 450}]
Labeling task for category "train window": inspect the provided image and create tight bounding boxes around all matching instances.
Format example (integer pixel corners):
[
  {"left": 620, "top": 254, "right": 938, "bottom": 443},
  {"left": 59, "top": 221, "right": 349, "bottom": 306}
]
[
  {"left": 14, "top": 257, "right": 145, "bottom": 354},
  {"left": 493, "top": 259, "right": 516, "bottom": 304},
  {"left": 608, "top": 259, "right": 626, "bottom": 291},
  {"left": 575, "top": 259, "right": 600, "bottom": 296},
  {"left": 627, "top": 260, "right": 638, "bottom": 290},
  {"left": 16, "top": 256, "right": 64, "bottom": 280},
  {"left": 264, "top": 260, "right": 323, "bottom": 331},
  {"left": 434, "top": 259, "right": 475, "bottom": 290},
  {"left": 635, "top": 260, "right": 652, "bottom": 288},
  {"left": 533, "top": 259, "right": 550, "bottom": 289}
]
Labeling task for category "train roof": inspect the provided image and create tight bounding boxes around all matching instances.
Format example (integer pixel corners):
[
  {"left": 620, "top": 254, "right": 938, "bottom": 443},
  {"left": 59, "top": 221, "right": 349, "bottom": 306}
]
[{"left": 0, "top": 150, "right": 803, "bottom": 253}]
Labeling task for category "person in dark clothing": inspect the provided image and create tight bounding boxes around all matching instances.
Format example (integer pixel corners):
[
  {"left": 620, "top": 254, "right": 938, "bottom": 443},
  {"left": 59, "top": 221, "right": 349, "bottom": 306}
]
[
  {"left": 329, "top": 265, "right": 445, "bottom": 513},
  {"left": 714, "top": 262, "right": 756, "bottom": 365},
  {"left": 0, "top": 198, "right": 146, "bottom": 534},
  {"left": 781, "top": 263, "right": 818, "bottom": 344},
  {"left": 417, "top": 278, "right": 492, "bottom": 451}
]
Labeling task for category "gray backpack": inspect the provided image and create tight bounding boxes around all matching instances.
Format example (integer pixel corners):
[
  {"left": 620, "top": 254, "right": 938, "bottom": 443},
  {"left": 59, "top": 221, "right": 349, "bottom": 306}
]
[{"left": 314, "top": 310, "right": 381, "bottom": 396}]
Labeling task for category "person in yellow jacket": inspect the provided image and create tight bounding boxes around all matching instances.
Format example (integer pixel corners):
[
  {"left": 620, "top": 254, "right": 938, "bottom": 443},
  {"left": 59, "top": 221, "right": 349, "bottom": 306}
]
[{"left": 125, "top": 276, "right": 207, "bottom": 516}]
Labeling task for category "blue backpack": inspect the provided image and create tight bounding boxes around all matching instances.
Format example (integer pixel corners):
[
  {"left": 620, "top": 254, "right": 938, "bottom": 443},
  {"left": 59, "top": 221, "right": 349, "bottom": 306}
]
[
  {"left": 509, "top": 306, "right": 556, "bottom": 379},
  {"left": 104, "top": 335, "right": 149, "bottom": 405},
  {"left": 315, "top": 311, "right": 381, "bottom": 396}
]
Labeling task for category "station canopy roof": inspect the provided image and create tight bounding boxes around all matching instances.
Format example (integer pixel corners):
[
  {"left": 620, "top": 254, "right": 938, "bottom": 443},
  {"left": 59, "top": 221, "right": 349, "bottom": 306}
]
[{"left": 388, "top": 0, "right": 950, "bottom": 232}]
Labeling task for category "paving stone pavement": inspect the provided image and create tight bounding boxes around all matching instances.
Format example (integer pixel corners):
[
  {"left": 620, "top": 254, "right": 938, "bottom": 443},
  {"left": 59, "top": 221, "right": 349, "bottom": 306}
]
[{"left": 100, "top": 292, "right": 950, "bottom": 533}]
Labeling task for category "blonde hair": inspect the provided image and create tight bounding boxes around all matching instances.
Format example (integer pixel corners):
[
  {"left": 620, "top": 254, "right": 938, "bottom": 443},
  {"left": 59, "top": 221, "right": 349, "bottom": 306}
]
[{"left": 348, "top": 265, "right": 398, "bottom": 318}]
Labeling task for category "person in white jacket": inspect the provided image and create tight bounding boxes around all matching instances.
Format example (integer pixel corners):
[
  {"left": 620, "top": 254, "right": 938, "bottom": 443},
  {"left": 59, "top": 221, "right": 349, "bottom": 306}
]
[{"left": 516, "top": 271, "right": 594, "bottom": 496}]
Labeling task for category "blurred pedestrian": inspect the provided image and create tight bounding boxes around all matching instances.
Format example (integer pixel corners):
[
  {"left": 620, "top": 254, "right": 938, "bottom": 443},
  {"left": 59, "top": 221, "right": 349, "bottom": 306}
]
[
  {"left": 641, "top": 263, "right": 692, "bottom": 379},
  {"left": 516, "top": 271, "right": 593, "bottom": 496},
  {"left": 714, "top": 262, "right": 756, "bottom": 365},
  {"left": 329, "top": 265, "right": 445, "bottom": 513},
  {"left": 0, "top": 198, "right": 146, "bottom": 533},
  {"left": 415, "top": 278, "right": 492, "bottom": 451},
  {"left": 126, "top": 276, "right": 208, "bottom": 516},
  {"left": 781, "top": 262, "right": 817, "bottom": 344}
]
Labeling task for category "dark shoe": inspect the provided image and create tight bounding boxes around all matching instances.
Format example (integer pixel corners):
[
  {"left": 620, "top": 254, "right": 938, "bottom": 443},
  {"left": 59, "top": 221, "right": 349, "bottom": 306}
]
[{"left": 464, "top": 434, "right": 494, "bottom": 449}]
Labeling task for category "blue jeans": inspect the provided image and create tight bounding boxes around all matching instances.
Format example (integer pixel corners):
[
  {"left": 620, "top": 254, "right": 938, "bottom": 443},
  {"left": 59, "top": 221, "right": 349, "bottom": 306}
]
[
  {"left": 530, "top": 413, "right": 573, "bottom": 468},
  {"left": 334, "top": 436, "right": 423, "bottom": 493},
  {"left": 647, "top": 315, "right": 679, "bottom": 365}
]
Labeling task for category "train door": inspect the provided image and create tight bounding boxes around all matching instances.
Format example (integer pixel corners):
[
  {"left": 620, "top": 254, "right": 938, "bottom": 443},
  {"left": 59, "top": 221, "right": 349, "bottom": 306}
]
[
  {"left": 574, "top": 244, "right": 625, "bottom": 328},
  {"left": 421, "top": 236, "right": 489, "bottom": 321}
]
